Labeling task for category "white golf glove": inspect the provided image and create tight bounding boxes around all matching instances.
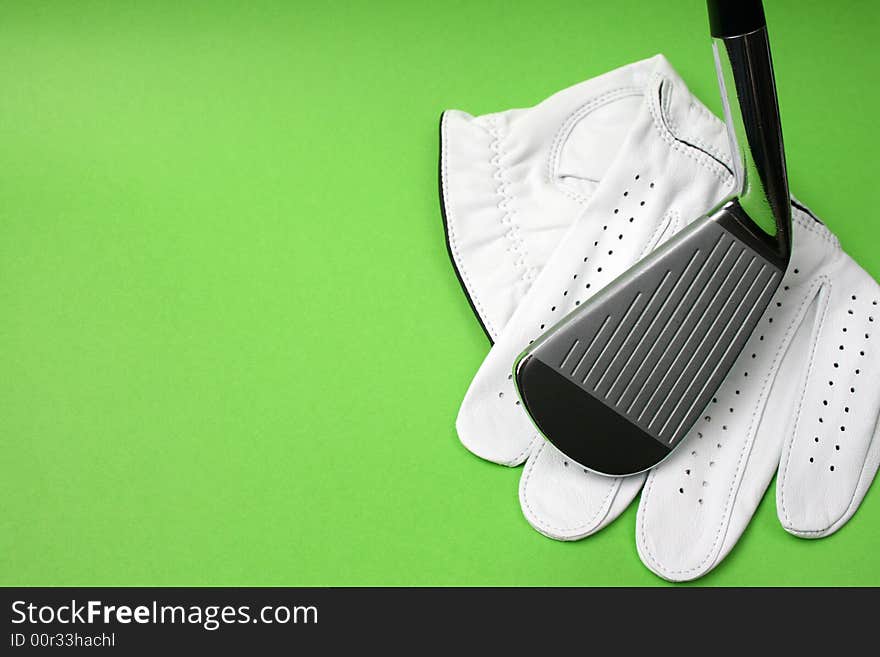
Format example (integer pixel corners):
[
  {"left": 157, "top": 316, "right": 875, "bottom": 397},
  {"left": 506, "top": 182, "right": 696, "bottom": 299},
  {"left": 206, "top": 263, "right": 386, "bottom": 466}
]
[{"left": 440, "top": 55, "right": 880, "bottom": 581}]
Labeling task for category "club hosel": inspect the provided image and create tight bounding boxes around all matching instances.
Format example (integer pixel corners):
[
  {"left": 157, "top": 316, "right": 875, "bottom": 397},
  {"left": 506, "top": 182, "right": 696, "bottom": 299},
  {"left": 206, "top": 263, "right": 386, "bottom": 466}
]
[{"left": 710, "top": 2, "right": 792, "bottom": 262}]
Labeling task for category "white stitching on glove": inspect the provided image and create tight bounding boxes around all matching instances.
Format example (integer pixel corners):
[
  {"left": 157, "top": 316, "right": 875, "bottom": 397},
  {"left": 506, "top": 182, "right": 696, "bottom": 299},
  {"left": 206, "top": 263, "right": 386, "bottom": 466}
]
[
  {"left": 441, "top": 58, "right": 650, "bottom": 343},
  {"left": 440, "top": 55, "right": 880, "bottom": 581}
]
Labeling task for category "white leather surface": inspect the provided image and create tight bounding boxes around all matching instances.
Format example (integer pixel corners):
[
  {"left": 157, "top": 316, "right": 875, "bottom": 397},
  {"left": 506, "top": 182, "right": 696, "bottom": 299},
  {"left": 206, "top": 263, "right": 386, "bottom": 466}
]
[{"left": 441, "top": 58, "right": 652, "bottom": 342}]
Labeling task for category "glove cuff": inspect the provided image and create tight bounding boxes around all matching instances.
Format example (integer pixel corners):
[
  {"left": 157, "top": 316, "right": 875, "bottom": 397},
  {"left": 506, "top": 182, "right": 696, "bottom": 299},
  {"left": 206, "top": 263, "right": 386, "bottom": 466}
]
[
  {"left": 439, "top": 56, "right": 681, "bottom": 343},
  {"left": 439, "top": 109, "right": 507, "bottom": 342}
]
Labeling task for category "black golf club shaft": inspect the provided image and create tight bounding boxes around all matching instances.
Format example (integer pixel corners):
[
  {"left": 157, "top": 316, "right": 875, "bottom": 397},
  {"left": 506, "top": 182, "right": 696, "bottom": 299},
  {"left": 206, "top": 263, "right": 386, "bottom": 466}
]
[{"left": 709, "top": 0, "right": 791, "bottom": 260}]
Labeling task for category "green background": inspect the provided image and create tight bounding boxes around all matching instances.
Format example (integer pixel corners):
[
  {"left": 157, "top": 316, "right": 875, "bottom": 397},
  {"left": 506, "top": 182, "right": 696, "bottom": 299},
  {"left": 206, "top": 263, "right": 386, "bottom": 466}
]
[{"left": 2, "top": 0, "right": 878, "bottom": 586}]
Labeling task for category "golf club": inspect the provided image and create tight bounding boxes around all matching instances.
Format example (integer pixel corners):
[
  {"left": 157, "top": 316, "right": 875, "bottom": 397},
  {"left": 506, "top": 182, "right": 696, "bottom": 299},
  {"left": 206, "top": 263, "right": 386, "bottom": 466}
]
[{"left": 514, "top": 0, "right": 792, "bottom": 476}]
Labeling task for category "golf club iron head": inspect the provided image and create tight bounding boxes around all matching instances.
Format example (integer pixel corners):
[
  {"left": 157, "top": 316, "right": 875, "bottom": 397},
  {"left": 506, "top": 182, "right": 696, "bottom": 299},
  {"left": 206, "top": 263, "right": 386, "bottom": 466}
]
[{"left": 514, "top": 0, "right": 793, "bottom": 476}]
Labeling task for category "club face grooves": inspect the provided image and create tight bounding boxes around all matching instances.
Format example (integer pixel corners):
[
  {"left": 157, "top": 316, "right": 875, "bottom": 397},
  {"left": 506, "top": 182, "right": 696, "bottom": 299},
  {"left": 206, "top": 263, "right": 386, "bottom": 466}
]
[{"left": 515, "top": 202, "right": 785, "bottom": 476}]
